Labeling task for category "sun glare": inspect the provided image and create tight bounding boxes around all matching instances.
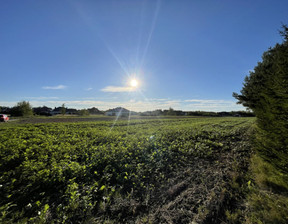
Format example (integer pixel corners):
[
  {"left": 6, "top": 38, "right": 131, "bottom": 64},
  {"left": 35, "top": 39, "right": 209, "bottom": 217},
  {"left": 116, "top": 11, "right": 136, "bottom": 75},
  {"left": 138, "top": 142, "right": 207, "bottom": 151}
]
[{"left": 130, "top": 79, "right": 138, "bottom": 88}]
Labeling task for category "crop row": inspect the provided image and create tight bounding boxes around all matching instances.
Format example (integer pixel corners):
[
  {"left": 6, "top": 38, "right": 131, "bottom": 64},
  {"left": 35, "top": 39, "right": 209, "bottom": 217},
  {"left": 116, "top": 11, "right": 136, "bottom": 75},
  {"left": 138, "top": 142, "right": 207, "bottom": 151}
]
[{"left": 0, "top": 117, "right": 254, "bottom": 223}]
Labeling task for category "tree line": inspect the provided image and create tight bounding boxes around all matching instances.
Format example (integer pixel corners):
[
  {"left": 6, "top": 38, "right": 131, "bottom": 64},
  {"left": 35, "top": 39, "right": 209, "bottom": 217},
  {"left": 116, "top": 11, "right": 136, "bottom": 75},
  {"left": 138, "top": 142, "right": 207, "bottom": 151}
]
[
  {"left": 0, "top": 102, "right": 103, "bottom": 117},
  {"left": 0, "top": 102, "right": 253, "bottom": 118}
]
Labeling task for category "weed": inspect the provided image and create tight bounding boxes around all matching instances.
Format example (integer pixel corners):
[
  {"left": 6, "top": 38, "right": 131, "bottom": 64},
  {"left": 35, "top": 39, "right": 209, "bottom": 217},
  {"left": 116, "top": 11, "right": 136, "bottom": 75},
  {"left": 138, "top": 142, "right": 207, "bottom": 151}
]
[{"left": 245, "top": 154, "right": 288, "bottom": 223}]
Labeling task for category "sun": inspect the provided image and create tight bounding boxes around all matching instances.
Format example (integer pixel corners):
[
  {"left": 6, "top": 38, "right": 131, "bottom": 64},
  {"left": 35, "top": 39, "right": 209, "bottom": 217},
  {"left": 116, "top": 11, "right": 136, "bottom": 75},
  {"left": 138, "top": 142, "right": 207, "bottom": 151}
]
[{"left": 130, "top": 79, "right": 138, "bottom": 88}]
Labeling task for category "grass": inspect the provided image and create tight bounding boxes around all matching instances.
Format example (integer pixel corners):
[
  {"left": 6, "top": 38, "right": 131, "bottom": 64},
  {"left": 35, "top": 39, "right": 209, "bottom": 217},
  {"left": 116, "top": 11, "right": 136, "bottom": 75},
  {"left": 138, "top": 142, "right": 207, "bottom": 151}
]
[{"left": 245, "top": 154, "right": 288, "bottom": 223}]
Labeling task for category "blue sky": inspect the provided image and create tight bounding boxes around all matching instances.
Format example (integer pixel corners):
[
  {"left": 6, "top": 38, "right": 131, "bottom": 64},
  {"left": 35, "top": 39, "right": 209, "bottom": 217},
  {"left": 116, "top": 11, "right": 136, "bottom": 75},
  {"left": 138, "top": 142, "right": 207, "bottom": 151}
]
[{"left": 1, "top": 0, "right": 288, "bottom": 112}]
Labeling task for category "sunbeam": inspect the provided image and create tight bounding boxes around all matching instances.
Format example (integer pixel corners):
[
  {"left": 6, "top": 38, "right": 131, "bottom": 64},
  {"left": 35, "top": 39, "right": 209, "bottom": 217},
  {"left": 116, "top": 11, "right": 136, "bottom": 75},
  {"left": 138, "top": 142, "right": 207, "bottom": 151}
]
[
  {"left": 103, "top": 42, "right": 130, "bottom": 76},
  {"left": 109, "top": 107, "right": 123, "bottom": 133},
  {"left": 140, "top": 0, "right": 161, "bottom": 69}
]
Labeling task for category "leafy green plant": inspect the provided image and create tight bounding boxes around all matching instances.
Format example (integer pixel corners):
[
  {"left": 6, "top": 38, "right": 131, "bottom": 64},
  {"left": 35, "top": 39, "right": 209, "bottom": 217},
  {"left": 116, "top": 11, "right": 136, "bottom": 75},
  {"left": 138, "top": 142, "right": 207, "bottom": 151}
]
[{"left": 0, "top": 117, "right": 254, "bottom": 223}]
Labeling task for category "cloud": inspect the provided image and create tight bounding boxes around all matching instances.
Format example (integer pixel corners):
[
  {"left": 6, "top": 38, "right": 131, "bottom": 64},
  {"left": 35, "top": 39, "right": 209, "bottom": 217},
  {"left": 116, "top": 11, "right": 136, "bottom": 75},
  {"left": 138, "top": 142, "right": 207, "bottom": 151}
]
[
  {"left": 42, "top": 85, "right": 67, "bottom": 90},
  {"left": 184, "top": 99, "right": 229, "bottom": 103},
  {"left": 25, "top": 96, "right": 59, "bottom": 100},
  {"left": 101, "top": 86, "right": 135, "bottom": 93},
  {"left": 0, "top": 101, "right": 16, "bottom": 107},
  {"left": 182, "top": 99, "right": 243, "bottom": 111},
  {"left": 85, "top": 88, "right": 93, "bottom": 91}
]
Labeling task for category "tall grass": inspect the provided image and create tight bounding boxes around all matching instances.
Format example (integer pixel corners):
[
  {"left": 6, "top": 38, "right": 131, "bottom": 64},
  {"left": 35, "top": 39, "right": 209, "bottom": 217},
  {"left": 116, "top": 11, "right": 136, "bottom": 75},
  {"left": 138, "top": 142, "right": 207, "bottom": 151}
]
[{"left": 245, "top": 154, "right": 288, "bottom": 223}]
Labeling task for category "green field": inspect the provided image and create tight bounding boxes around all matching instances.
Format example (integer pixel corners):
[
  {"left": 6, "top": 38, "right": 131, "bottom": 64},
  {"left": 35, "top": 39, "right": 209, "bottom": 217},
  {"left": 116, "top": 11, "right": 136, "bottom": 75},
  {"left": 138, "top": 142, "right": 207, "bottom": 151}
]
[{"left": 0, "top": 117, "right": 254, "bottom": 223}]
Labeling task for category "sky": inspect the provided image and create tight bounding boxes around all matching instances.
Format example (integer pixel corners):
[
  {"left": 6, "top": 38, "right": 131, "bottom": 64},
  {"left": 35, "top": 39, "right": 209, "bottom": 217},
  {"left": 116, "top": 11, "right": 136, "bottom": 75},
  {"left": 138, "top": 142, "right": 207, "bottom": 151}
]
[{"left": 1, "top": 0, "right": 288, "bottom": 112}]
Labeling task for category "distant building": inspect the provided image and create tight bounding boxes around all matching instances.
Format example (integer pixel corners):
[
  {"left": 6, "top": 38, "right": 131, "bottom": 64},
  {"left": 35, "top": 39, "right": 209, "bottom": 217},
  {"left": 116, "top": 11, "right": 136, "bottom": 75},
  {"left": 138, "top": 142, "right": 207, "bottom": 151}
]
[
  {"left": 105, "top": 107, "right": 130, "bottom": 116},
  {"left": 33, "top": 106, "right": 52, "bottom": 116},
  {"left": 66, "top": 108, "right": 77, "bottom": 115},
  {"left": 50, "top": 107, "right": 77, "bottom": 115},
  {"left": 50, "top": 107, "right": 62, "bottom": 115}
]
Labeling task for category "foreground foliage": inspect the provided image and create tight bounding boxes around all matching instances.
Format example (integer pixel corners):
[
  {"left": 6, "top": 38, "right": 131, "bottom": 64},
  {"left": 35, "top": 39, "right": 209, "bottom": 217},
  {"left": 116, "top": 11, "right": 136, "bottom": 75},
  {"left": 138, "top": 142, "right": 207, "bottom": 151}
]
[{"left": 0, "top": 117, "right": 253, "bottom": 223}]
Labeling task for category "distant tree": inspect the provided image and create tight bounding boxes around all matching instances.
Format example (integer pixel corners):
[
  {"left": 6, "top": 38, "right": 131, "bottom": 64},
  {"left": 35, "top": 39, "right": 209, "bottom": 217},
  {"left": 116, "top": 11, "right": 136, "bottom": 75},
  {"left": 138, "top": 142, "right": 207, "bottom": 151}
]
[
  {"left": 0, "top": 106, "right": 11, "bottom": 114},
  {"left": 167, "top": 107, "right": 176, "bottom": 116},
  {"left": 11, "top": 101, "right": 33, "bottom": 117},
  {"left": 78, "top": 109, "right": 90, "bottom": 116},
  {"left": 33, "top": 106, "right": 52, "bottom": 116},
  {"left": 233, "top": 25, "right": 288, "bottom": 171},
  {"left": 87, "top": 107, "right": 102, "bottom": 114},
  {"left": 61, "top": 104, "right": 66, "bottom": 115}
]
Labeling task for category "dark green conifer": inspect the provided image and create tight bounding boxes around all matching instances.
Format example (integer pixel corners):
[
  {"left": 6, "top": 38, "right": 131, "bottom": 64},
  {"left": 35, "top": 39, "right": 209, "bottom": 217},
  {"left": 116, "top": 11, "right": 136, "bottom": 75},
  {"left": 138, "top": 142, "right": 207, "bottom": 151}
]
[{"left": 233, "top": 25, "right": 288, "bottom": 172}]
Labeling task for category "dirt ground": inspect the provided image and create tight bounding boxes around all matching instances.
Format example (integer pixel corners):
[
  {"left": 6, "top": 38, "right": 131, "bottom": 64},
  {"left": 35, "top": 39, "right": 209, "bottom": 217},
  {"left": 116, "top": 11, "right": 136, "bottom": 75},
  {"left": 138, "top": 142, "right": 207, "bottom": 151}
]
[{"left": 12, "top": 115, "right": 199, "bottom": 124}]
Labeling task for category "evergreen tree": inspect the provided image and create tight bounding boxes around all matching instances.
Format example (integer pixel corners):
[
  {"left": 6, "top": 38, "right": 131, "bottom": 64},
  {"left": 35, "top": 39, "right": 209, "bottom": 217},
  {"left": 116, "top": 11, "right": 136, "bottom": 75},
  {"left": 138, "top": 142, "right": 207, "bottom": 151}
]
[{"left": 233, "top": 25, "right": 288, "bottom": 172}]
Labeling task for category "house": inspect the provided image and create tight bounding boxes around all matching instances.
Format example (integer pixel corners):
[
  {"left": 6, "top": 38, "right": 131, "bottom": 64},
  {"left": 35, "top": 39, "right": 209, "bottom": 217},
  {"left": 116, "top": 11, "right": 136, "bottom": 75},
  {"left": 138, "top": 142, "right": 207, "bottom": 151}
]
[
  {"left": 66, "top": 108, "right": 77, "bottom": 115},
  {"left": 50, "top": 107, "right": 77, "bottom": 115},
  {"left": 33, "top": 106, "right": 52, "bottom": 116},
  {"left": 50, "top": 107, "right": 61, "bottom": 115},
  {"left": 105, "top": 107, "right": 130, "bottom": 116}
]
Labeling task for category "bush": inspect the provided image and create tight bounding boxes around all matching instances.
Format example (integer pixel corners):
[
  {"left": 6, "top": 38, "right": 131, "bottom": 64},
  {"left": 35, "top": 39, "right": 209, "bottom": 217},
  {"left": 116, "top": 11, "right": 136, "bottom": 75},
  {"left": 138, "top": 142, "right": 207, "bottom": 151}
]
[{"left": 11, "top": 101, "right": 33, "bottom": 117}]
